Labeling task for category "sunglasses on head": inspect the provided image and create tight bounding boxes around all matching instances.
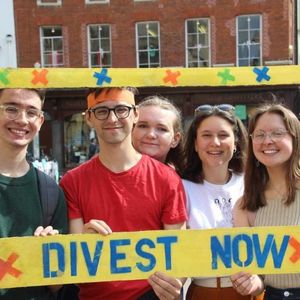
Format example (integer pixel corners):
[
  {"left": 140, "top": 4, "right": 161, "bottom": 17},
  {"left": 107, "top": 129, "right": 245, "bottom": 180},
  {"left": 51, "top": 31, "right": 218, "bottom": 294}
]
[{"left": 194, "top": 104, "right": 235, "bottom": 116}]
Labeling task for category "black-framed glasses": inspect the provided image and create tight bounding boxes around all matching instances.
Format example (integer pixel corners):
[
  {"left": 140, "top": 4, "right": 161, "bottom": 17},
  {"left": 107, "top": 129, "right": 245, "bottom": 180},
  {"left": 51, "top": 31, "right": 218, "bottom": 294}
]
[
  {"left": 195, "top": 104, "right": 235, "bottom": 116},
  {"left": 88, "top": 105, "right": 135, "bottom": 120},
  {"left": 250, "top": 129, "right": 289, "bottom": 144},
  {"left": 0, "top": 105, "right": 43, "bottom": 122}
]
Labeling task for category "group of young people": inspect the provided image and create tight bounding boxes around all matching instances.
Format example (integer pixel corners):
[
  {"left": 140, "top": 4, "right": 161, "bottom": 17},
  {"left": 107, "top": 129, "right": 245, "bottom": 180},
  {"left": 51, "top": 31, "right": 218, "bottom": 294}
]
[{"left": 0, "top": 87, "right": 299, "bottom": 300}]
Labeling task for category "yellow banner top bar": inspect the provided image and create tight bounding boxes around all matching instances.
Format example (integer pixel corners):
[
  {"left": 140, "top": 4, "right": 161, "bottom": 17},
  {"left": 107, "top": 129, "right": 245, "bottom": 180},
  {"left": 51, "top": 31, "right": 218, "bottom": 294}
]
[{"left": 0, "top": 66, "right": 299, "bottom": 88}]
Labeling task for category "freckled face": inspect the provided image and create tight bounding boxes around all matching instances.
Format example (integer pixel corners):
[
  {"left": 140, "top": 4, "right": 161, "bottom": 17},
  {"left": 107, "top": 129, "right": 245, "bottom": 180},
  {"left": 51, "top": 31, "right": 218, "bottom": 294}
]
[{"left": 132, "top": 106, "right": 180, "bottom": 162}]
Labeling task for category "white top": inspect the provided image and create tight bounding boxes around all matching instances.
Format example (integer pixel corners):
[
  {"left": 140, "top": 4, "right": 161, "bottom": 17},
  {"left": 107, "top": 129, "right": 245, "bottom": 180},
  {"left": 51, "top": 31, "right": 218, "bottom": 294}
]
[{"left": 183, "top": 173, "right": 244, "bottom": 229}]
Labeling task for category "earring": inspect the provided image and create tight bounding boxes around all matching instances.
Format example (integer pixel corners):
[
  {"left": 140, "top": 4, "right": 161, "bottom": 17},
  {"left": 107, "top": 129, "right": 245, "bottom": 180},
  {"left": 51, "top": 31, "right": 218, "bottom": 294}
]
[{"left": 233, "top": 148, "right": 237, "bottom": 153}]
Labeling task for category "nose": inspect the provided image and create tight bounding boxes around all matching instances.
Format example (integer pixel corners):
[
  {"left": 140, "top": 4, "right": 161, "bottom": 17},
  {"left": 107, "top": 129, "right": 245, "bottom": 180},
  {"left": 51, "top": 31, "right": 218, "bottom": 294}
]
[
  {"left": 15, "top": 109, "right": 29, "bottom": 124},
  {"left": 211, "top": 135, "right": 221, "bottom": 145},
  {"left": 145, "top": 128, "right": 157, "bottom": 139},
  {"left": 106, "top": 109, "right": 118, "bottom": 121},
  {"left": 262, "top": 133, "right": 273, "bottom": 143}
]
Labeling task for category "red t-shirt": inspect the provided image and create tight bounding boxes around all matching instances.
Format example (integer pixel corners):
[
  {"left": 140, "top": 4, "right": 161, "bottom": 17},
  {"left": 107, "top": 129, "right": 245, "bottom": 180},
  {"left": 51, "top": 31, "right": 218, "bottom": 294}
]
[{"left": 60, "top": 155, "right": 187, "bottom": 300}]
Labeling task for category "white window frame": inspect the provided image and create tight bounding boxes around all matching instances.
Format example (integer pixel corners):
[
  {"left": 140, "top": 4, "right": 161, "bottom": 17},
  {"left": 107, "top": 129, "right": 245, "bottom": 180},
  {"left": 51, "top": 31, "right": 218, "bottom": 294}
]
[
  {"left": 185, "top": 18, "right": 211, "bottom": 68},
  {"left": 236, "top": 14, "right": 262, "bottom": 66},
  {"left": 85, "top": 0, "right": 109, "bottom": 4},
  {"left": 87, "top": 24, "right": 112, "bottom": 68},
  {"left": 40, "top": 26, "right": 64, "bottom": 67},
  {"left": 136, "top": 21, "right": 160, "bottom": 68},
  {"left": 37, "top": 0, "right": 62, "bottom": 6}
]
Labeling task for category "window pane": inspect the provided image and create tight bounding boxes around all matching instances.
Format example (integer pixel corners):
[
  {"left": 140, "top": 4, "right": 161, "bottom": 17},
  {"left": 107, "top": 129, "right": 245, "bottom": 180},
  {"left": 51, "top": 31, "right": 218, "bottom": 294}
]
[
  {"left": 139, "top": 51, "right": 148, "bottom": 64},
  {"left": 238, "top": 17, "right": 248, "bottom": 30},
  {"left": 250, "top": 44, "right": 260, "bottom": 58},
  {"left": 250, "top": 15, "right": 260, "bottom": 29},
  {"left": 53, "top": 38, "right": 63, "bottom": 51},
  {"left": 238, "top": 31, "right": 249, "bottom": 44},
  {"left": 100, "top": 25, "right": 110, "bottom": 38},
  {"left": 43, "top": 39, "right": 52, "bottom": 51},
  {"left": 148, "top": 23, "right": 158, "bottom": 35},
  {"left": 149, "top": 37, "right": 159, "bottom": 48},
  {"left": 187, "top": 20, "right": 197, "bottom": 33},
  {"left": 137, "top": 24, "right": 147, "bottom": 36},
  {"left": 238, "top": 45, "right": 249, "bottom": 58},
  {"left": 102, "top": 53, "right": 111, "bottom": 66},
  {"left": 89, "top": 26, "right": 99, "bottom": 39},
  {"left": 250, "top": 30, "right": 260, "bottom": 43},
  {"left": 239, "top": 59, "right": 249, "bottom": 66},
  {"left": 90, "top": 39, "right": 99, "bottom": 52},
  {"left": 101, "top": 39, "right": 110, "bottom": 51},
  {"left": 138, "top": 37, "right": 148, "bottom": 50},
  {"left": 150, "top": 50, "right": 159, "bottom": 63}
]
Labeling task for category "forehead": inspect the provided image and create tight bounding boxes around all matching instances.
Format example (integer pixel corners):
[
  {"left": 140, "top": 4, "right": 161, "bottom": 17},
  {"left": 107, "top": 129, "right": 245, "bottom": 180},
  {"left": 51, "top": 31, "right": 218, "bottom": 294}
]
[
  {"left": 139, "top": 106, "right": 176, "bottom": 123},
  {"left": 198, "top": 115, "right": 233, "bottom": 131},
  {"left": 0, "top": 89, "right": 42, "bottom": 108},
  {"left": 255, "top": 112, "right": 286, "bottom": 130},
  {"left": 93, "top": 100, "right": 130, "bottom": 108}
]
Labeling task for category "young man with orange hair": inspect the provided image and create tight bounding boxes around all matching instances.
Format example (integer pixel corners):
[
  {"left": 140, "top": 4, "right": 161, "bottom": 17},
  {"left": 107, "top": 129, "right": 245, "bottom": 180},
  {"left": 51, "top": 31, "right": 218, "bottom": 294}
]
[{"left": 60, "top": 87, "right": 187, "bottom": 300}]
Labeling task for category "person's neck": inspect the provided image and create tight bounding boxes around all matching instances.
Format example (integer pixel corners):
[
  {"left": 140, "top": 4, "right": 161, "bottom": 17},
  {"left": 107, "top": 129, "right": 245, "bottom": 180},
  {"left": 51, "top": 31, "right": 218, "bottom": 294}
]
[
  {"left": 202, "top": 165, "right": 231, "bottom": 185},
  {"left": 98, "top": 143, "right": 142, "bottom": 173},
  {"left": 266, "top": 165, "right": 288, "bottom": 193},
  {"left": 0, "top": 146, "right": 29, "bottom": 177}
]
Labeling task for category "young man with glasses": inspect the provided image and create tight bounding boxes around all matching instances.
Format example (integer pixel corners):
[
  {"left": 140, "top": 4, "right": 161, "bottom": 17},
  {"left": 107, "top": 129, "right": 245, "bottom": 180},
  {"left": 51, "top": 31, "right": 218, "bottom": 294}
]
[
  {"left": 0, "top": 88, "right": 68, "bottom": 299},
  {"left": 60, "top": 87, "right": 187, "bottom": 300}
]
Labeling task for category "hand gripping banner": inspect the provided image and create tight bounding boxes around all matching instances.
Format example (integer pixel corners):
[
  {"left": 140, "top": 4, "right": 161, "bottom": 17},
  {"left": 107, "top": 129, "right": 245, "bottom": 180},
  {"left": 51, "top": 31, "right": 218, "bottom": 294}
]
[{"left": 1, "top": 226, "right": 300, "bottom": 288}]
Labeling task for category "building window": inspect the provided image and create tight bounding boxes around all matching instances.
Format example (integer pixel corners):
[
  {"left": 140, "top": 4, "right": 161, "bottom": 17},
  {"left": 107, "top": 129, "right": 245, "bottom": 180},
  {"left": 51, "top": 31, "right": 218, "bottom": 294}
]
[
  {"left": 85, "top": 0, "right": 109, "bottom": 4},
  {"left": 237, "top": 15, "right": 261, "bottom": 66},
  {"left": 37, "top": 0, "right": 62, "bottom": 6},
  {"left": 136, "top": 22, "right": 160, "bottom": 68},
  {"left": 88, "top": 25, "right": 112, "bottom": 67},
  {"left": 40, "top": 27, "right": 64, "bottom": 67},
  {"left": 186, "top": 18, "right": 210, "bottom": 67}
]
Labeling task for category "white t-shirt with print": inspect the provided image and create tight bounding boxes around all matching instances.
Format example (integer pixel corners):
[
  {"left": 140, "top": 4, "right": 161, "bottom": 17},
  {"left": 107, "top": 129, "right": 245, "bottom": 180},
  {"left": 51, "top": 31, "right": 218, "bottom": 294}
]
[{"left": 183, "top": 173, "right": 244, "bottom": 229}]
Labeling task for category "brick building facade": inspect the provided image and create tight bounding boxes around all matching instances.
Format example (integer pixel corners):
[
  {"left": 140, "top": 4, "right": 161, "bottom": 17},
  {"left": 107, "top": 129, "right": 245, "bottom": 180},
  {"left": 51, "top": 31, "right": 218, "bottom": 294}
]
[{"left": 12, "top": 0, "right": 298, "bottom": 170}]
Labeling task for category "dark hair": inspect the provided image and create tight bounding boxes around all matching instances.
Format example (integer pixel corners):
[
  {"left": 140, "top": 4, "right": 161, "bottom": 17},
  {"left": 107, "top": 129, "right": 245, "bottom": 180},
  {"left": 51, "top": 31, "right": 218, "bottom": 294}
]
[
  {"left": 241, "top": 104, "right": 300, "bottom": 211},
  {"left": 0, "top": 88, "right": 46, "bottom": 106},
  {"left": 137, "top": 95, "right": 184, "bottom": 173},
  {"left": 181, "top": 108, "right": 248, "bottom": 182}
]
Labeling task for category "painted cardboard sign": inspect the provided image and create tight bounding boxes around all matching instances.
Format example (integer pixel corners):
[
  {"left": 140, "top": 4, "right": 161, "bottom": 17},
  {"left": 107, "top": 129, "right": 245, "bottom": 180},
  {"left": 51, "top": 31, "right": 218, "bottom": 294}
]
[{"left": 1, "top": 226, "right": 300, "bottom": 288}]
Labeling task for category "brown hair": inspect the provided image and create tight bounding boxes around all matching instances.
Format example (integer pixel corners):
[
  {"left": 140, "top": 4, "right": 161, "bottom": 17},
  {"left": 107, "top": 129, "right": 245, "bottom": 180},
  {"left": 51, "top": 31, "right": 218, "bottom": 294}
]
[
  {"left": 241, "top": 104, "right": 300, "bottom": 211},
  {"left": 182, "top": 107, "right": 248, "bottom": 182}
]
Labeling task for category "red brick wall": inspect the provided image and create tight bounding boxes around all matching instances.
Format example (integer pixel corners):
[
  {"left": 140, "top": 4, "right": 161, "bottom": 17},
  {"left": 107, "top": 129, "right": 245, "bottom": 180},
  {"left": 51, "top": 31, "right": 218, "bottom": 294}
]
[{"left": 13, "top": 0, "right": 294, "bottom": 67}]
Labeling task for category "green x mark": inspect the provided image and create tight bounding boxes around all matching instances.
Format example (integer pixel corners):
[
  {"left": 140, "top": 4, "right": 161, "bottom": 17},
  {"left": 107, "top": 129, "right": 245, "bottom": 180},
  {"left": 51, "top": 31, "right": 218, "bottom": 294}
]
[
  {"left": 217, "top": 68, "right": 235, "bottom": 85},
  {"left": 0, "top": 70, "right": 10, "bottom": 86}
]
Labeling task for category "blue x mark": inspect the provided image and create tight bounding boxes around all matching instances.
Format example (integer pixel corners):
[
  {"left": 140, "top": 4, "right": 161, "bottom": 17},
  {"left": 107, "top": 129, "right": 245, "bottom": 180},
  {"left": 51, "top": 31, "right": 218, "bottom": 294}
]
[
  {"left": 253, "top": 66, "right": 271, "bottom": 82},
  {"left": 93, "top": 68, "right": 112, "bottom": 86}
]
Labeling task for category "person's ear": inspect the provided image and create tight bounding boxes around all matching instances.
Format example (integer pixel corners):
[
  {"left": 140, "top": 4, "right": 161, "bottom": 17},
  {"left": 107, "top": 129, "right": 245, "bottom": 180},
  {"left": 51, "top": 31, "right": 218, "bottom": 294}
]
[
  {"left": 85, "top": 111, "right": 93, "bottom": 128},
  {"left": 37, "top": 114, "right": 45, "bottom": 132},
  {"left": 133, "top": 106, "right": 139, "bottom": 124},
  {"left": 170, "top": 132, "right": 181, "bottom": 148}
]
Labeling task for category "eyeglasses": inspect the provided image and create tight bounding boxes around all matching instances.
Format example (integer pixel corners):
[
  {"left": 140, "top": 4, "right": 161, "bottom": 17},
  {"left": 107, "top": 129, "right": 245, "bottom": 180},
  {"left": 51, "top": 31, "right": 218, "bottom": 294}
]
[
  {"left": 250, "top": 129, "right": 289, "bottom": 144},
  {"left": 0, "top": 105, "right": 43, "bottom": 122},
  {"left": 88, "top": 105, "right": 135, "bottom": 120},
  {"left": 195, "top": 104, "right": 235, "bottom": 116}
]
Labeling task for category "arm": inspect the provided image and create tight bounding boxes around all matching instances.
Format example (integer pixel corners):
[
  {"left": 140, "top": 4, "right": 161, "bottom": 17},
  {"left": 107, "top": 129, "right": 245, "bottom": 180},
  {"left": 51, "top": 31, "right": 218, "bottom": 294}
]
[
  {"left": 148, "top": 222, "right": 186, "bottom": 300},
  {"left": 231, "top": 198, "right": 264, "bottom": 296}
]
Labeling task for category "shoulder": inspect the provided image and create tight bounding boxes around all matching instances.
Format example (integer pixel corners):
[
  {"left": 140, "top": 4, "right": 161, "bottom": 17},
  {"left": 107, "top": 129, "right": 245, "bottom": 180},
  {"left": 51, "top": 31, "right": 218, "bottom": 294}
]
[
  {"left": 232, "top": 197, "right": 256, "bottom": 227},
  {"left": 141, "top": 155, "right": 180, "bottom": 178}
]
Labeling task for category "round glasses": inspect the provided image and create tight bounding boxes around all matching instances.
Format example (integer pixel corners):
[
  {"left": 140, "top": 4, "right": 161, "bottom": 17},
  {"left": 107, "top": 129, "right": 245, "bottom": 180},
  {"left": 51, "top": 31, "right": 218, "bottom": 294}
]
[
  {"left": 0, "top": 105, "right": 43, "bottom": 122},
  {"left": 250, "top": 129, "right": 289, "bottom": 144},
  {"left": 88, "top": 105, "right": 135, "bottom": 120},
  {"left": 194, "top": 104, "right": 235, "bottom": 116}
]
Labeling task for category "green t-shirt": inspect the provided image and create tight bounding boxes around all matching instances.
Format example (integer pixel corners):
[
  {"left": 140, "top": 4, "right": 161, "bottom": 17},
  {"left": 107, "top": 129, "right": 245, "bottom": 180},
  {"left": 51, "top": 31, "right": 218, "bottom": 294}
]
[{"left": 0, "top": 166, "right": 68, "bottom": 300}]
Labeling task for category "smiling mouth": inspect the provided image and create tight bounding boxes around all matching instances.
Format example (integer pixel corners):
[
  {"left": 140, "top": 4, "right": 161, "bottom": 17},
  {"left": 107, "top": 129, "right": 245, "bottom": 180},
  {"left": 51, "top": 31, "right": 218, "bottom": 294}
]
[
  {"left": 262, "top": 149, "right": 279, "bottom": 154},
  {"left": 9, "top": 128, "right": 29, "bottom": 136}
]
